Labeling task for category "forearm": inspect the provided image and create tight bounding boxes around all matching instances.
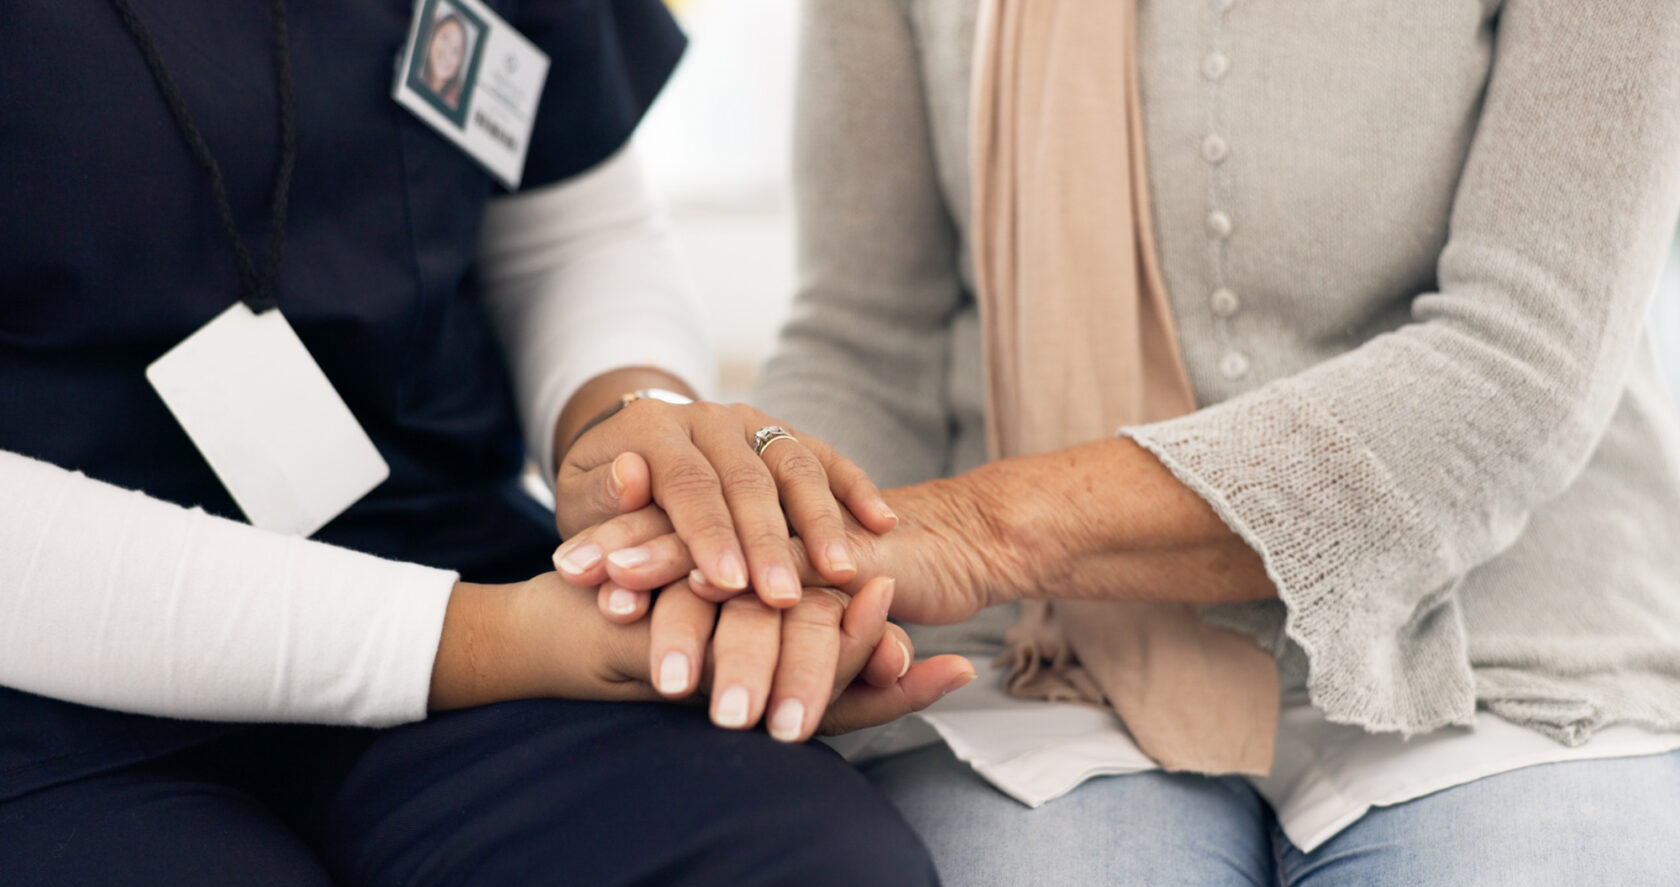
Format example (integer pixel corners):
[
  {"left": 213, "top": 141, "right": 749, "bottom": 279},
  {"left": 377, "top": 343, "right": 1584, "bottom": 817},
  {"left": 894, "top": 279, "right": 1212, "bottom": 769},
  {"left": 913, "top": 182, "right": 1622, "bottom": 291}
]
[
  {"left": 0, "top": 450, "right": 454, "bottom": 726},
  {"left": 887, "top": 438, "right": 1276, "bottom": 611}
]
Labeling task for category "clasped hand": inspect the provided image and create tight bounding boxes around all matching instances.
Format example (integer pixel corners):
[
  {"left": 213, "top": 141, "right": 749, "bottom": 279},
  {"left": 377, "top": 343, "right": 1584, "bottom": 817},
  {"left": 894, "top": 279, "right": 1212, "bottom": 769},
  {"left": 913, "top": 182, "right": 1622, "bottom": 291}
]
[{"left": 550, "top": 400, "right": 979, "bottom": 741}]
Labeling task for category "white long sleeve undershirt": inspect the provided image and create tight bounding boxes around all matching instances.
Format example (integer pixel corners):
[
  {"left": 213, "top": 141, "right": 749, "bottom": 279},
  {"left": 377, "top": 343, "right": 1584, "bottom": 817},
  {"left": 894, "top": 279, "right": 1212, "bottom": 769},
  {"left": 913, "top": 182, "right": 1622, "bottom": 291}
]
[{"left": 0, "top": 145, "right": 708, "bottom": 725}]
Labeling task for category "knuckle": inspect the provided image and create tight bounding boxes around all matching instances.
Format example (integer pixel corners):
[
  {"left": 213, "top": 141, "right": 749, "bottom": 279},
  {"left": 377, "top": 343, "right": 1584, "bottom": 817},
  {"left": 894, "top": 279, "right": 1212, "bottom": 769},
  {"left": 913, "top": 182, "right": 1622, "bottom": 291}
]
[
  {"left": 721, "top": 594, "right": 773, "bottom": 618},
  {"left": 658, "top": 459, "right": 721, "bottom": 500},
  {"left": 717, "top": 460, "right": 775, "bottom": 495},
  {"left": 775, "top": 453, "right": 829, "bottom": 487},
  {"left": 794, "top": 588, "right": 849, "bottom": 623},
  {"left": 778, "top": 659, "right": 834, "bottom": 695}
]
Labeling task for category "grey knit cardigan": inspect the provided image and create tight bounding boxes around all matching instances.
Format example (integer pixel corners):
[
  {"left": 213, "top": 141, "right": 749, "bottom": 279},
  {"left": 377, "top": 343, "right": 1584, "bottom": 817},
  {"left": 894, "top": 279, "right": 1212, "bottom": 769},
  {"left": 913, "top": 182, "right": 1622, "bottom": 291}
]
[{"left": 755, "top": 0, "right": 1680, "bottom": 744}]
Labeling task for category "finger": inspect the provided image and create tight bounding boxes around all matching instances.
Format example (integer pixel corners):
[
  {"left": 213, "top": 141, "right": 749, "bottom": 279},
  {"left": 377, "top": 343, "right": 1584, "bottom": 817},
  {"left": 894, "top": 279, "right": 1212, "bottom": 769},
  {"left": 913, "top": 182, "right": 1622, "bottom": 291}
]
[
  {"left": 690, "top": 412, "right": 802, "bottom": 608},
  {"left": 833, "top": 577, "right": 894, "bottom": 691},
  {"left": 556, "top": 449, "right": 654, "bottom": 538},
  {"left": 597, "top": 581, "right": 652, "bottom": 623},
  {"left": 570, "top": 452, "right": 654, "bottom": 520},
  {"left": 707, "top": 594, "right": 782, "bottom": 730},
  {"left": 757, "top": 431, "right": 857, "bottom": 587},
  {"left": 765, "top": 587, "right": 850, "bottom": 742},
  {"left": 860, "top": 622, "right": 915, "bottom": 689},
  {"left": 648, "top": 580, "right": 717, "bottom": 699},
  {"left": 604, "top": 532, "right": 696, "bottom": 593},
  {"left": 799, "top": 434, "right": 897, "bottom": 535},
  {"left": 553, "top": 505, "right": 674, "bottom": 586},
  {"left": 818, "top": 655, "right": 977, "bottom": 736},
  {"left": 686, "top": 568, "right": 753, "bottom": 604},
  {"left": 643, "top": 419, "right": 753, "bottom": 596}
]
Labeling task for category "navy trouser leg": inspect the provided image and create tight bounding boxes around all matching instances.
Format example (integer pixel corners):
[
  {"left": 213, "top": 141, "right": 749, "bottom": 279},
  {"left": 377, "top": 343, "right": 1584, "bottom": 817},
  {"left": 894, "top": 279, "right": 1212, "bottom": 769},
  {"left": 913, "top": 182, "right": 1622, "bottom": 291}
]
[
  {"left": 2, "top": 700, "right": 938, "bottom": 886},
  {"left": 318, "top": 699, "right": 941, "bottom": 887},
  {"left": 0, "top": 759, "right": 335, "bottom": 887}
]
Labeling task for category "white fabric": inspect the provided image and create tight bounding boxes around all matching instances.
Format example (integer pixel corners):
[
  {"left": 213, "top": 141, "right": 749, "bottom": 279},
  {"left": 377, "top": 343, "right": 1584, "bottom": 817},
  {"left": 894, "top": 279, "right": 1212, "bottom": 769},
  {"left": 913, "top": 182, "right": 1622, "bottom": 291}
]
[
  {"left": 0, "top": 146, "right": 703, "bottom": 725},
  {"left": 479, "top": 144, "right": 716, "bottom": 483},
  {"left": 832, "top": 659, "right": 1680, "bottom": 853},
  {"left": 0, "top": 449, "right": 456, "bottom": 725}
]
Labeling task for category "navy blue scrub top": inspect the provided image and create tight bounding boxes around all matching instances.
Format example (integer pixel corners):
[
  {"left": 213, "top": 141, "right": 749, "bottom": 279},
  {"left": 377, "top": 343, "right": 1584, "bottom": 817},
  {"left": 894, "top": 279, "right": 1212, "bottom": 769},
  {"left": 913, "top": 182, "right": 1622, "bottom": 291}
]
[{"left": 0, "top": 0, "right": 684, "bottom": 802}]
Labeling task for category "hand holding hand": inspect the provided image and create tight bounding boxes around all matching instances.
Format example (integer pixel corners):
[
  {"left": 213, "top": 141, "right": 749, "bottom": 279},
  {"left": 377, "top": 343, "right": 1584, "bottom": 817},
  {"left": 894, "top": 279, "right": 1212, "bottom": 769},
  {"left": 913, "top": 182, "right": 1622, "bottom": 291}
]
[
  {"left": 554, "top": 400, "right": 898, "bottom": 609},
  {"left": 430, "top": 573, "right": 975, "bottom": 742},
  {"left": 559, "top": 476, "right": 1017, "bottom": 628}
]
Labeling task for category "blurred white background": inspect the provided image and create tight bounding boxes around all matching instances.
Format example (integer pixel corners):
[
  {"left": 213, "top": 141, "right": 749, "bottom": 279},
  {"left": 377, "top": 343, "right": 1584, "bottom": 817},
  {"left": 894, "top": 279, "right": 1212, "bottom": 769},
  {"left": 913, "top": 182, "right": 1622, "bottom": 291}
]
[
  {"left": 638, "top": 0, "right": 1680, "bottom": 406},
  {"left": 637, "top": 0, "right": 801, "bottom": 400}
]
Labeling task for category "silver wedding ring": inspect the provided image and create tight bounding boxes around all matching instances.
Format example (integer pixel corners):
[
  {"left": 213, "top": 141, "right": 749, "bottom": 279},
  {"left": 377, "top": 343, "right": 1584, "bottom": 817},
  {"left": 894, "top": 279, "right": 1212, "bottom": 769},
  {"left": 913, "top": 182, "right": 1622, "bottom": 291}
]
[{"left": 752, "top": 425, "right": 799, "bottom": 457}]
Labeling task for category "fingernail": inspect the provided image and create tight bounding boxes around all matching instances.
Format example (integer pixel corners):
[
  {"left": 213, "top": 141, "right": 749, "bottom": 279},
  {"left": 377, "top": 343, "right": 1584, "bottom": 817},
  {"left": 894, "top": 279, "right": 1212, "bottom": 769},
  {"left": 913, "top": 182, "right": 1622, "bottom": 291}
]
[
  {"left": 895, "top": 639, "right": 912, "bottom": 679},
  {"left": 715, "top": 553, "right": 748, "bottom": 590},
  {"left": 609, "top": 454, "right": 627, "bottom": 497},
  {"left": 688, "top": 569, "right": 711, "bottom": 591},
  {"left": 765, "top": 566, "right": 801, "bottom": 604},
  {"left": 825, "top": 543, "right": 855, "bottom": 575},
  {"left": 768, "top": 699, "right": 806, "bottom": 742},
  {"left": 607, "top": 547, "right": 651, "bottom": 570},
  {"left": 555, "top": 542, "right": 602, "bottom": 575},
  {"left": 607, "top": 587, "right": 638, "bottom": 616},
  {"left": 658, "top": 651, "right": 690, "bottom": 695},
  {"left": 942, "top": 671, "right": 978, "bottom": 697},
  {"left": 878, "top": 500, "right": 898, "bottom": 523},
  {"left": 880, "top": 578, "right": 896, "bottom": 619},
  {"left": 714, "top": 685, "right": 750, "bottom": 728}
]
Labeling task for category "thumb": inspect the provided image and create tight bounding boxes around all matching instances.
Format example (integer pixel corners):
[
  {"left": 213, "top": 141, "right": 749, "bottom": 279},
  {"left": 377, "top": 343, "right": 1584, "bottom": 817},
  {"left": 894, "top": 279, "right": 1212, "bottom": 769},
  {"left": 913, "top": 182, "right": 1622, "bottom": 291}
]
[
  {"left": 557, "top": 452, "right": 652, "bottom": 536},
  {"left": 818, "top": 655, "right": 976, "bottom": 736}
]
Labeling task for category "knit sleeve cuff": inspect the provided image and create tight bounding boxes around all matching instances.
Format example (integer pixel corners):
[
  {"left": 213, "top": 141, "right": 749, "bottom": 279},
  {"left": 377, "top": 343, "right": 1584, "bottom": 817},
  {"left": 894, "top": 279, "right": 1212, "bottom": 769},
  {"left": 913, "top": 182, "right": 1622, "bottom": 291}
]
[{"left": 1121, "top": 381, "right": 1478, "bottom": 736}]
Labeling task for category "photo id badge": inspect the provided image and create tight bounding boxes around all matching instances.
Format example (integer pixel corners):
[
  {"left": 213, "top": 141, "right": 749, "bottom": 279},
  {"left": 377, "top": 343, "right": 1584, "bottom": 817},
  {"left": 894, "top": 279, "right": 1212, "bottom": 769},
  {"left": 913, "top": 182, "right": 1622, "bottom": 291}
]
[
  {"left": 393, "top": 0, "right": 550, "bottom": 189},
  {"left": 146, "top": 304, "right": 390, "bottom": 537}
]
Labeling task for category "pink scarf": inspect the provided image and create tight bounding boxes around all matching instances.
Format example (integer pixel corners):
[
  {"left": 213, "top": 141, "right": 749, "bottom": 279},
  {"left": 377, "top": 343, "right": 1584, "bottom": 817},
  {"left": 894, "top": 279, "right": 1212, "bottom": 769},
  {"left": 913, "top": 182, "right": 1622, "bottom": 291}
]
[{"left": 970, "top": 0, "right": 1278, "bottom": 775}]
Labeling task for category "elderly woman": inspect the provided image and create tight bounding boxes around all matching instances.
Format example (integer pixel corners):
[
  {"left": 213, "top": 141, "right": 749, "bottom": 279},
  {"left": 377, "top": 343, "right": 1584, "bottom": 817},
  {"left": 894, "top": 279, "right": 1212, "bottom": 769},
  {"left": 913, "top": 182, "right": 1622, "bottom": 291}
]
[{"left": 574, "top": 0, "right": 1680, "bottom": 882}]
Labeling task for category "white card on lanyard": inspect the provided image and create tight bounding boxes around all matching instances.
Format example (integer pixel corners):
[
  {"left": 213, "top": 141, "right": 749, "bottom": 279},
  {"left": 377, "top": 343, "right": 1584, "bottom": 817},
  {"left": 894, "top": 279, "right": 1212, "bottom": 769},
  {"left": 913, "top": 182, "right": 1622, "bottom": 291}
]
[
  {"left": 146, "top": 304, "right": 390, "bottom": 537},
  {"left": 393, "top": 0, "right": 551, "bottom": 189}
]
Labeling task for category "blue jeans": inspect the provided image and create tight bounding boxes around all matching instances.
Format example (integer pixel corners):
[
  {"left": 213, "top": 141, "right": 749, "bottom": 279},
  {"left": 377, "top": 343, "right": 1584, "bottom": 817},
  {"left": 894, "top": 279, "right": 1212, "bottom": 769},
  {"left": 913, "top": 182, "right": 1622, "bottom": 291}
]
[{"left": 859, "top": 743, "right": 1680, "bottom": 886}]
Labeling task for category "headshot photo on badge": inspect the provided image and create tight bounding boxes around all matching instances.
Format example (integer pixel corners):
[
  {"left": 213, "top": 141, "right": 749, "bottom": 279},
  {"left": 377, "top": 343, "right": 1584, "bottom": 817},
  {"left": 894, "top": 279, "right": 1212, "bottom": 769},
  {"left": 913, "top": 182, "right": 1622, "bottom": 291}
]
[{"left": 417, "top": 4, "right": 477, "bottom": 115}]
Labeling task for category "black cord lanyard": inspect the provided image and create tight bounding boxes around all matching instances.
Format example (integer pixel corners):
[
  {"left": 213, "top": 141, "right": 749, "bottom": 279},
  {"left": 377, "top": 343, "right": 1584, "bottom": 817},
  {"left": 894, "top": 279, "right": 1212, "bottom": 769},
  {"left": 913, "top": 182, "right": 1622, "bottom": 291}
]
[{"left": 109, "top": 0, "right": 297, "bottom": 314}]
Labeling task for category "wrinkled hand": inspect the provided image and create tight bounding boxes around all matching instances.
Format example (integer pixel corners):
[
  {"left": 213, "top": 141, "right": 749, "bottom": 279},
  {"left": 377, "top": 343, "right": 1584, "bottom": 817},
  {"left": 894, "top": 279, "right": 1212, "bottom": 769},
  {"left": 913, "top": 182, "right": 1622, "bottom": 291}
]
[
  {"left": 557, "top": 477, "right": 1015, "bottom": 629},
  {"left": 554, "top": 401, "right": 898, "bottom": 609}
]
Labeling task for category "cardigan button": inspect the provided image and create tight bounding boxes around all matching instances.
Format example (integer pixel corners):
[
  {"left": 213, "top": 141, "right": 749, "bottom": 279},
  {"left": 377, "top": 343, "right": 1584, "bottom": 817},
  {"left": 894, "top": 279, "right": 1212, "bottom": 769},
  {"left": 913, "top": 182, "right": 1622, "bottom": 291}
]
[
  {"left": 1211, "top": 0, "right": 1235, "bottom": 13},
  {"left": 1210, "top": 287, "right": 1240, "bottom": 316},
  {"left": 1207, "top": 210, "right": 1233, "bottom": 239},
  {"left": 1220, "top": 350, "right": 1250, "bottom": 379},
  {"left": 1201, "top": 134, "right": 1229, "bottom": 164},
  {"left": 1202, "top": 52, "right": 1230, "bottom": 81}
]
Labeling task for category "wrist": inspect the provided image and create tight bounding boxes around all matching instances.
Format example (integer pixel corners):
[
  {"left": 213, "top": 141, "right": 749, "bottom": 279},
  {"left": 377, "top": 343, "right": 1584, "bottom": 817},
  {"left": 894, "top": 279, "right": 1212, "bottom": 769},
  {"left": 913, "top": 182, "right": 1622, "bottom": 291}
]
[
  {"left": 430, "top": 576, "right": 644, "bottom": 710},
  {"left": 552, "top": 367, "right": 697, "bottom": 469},
  {"left": 942, "top": 453, "right": 1100, "bottom": 605}
]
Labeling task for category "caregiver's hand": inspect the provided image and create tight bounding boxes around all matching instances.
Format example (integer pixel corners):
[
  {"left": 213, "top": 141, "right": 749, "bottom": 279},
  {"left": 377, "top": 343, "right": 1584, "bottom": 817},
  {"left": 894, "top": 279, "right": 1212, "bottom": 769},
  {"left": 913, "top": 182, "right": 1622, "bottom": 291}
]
[
  {"left": 647, "top": 576, "right": 975, "bottom": 741},
  {"left": 429, "top": 573, "right": 975, "bottom": 741},
  {"left": 552, "top": 370, "right": 897, "bottom": 609}
]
